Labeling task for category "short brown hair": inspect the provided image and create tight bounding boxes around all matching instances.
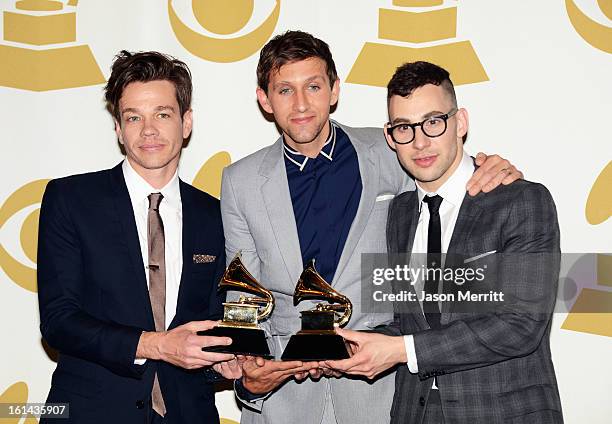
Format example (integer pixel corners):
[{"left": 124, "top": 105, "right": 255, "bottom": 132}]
[
  {"left": 104, "top": 50, "right": 192, "bottom": 122},
  {"left": 256, "top": 30, "right": 338, "bottom": 93}
]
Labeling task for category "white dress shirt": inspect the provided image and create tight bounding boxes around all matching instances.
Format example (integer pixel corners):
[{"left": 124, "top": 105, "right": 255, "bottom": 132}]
[
  {"left": 404, "top": 152, "right": 474, "bottom": 387},
  {"left": 122, "top": 160, "right": 183, "bottom": 331}
]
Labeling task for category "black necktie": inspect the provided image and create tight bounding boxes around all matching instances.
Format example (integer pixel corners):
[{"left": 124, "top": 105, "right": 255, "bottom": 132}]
[{"left": 423, "top": 195, "right": 443, "bottom": 329}]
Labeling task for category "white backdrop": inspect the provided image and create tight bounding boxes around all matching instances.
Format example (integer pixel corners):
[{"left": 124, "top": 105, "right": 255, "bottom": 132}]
[{"left": 0, "top": 1, "right": 610, "bottom": 422}]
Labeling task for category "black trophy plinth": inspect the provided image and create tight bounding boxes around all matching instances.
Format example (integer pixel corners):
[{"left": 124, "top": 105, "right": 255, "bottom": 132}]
[
  {"left": 199, "top": 326, "right": 271, "bottom": 358},
  {"left": 281, "top": 310, "right": 349, "bottom": 361}
]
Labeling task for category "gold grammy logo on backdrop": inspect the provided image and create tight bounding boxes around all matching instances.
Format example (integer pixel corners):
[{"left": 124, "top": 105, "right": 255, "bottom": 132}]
[
  {"left": 168, "top": 0, "right": 280, "bottom": 63},
  {"left": 0, "top": 0, "right": 105, "bottom": 91},
  {"left": 562, "top": 161, "right": 612, "bottom": 338},
  {"left": 566, "top": 0, "right": 612, "bottom": 53},
  {"left": 0, "top": 179, "right": 49, "bottom": 293},
  {"left": 347, "top": 0, "right": 488, "bottom": 88}
]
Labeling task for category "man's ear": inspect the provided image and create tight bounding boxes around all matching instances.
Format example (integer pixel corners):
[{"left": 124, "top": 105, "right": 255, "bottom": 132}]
[
  {"left": 256, "top": 87, "right": 273, "bottom": 114},
  {"left": 456, "top": 108, "right": 469, "bottom": 140},
  {"left": 114, "top": 119, "right": 123, "bottom": 144},
  {"left": 182, "top": 108, "right": 193, "bottom": 139},
  {"left": 383, "top": 124, "right": 397, "bottom": 151},
  {"left": 330, "top": 78, "right": 340, "bottom": 107}
]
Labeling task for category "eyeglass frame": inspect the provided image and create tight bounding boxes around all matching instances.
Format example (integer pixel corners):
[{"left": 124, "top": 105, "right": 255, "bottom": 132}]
[{"left": 385, "top": 108, "right": 458, "bottom": 145}]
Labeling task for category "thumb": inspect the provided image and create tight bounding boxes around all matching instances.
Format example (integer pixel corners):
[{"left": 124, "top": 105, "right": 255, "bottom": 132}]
[{"left": 336, "top": 328, "right": 363, "bottom": 343}]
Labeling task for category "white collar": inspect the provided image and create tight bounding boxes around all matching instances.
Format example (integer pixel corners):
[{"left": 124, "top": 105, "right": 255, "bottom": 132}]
[
  {"left": 283, "top": 122, "right": 337, "bottom": 171},
  {"left": 122, "top": 159, "right": 181, "bottom": 211}
]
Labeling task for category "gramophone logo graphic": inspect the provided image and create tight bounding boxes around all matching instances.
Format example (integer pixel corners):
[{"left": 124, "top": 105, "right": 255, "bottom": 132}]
[
  {"left": 561, "top": 162, "right": 612, "bottom": 338},
  {"left": 347, "top": 0, "right": 488, "bottom": 88},
  {"left": 0, "top": 0, "right": 104, "bottom": 91}
]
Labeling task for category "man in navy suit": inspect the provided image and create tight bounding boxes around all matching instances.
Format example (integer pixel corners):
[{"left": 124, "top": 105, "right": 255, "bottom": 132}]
[{"left": 37, "top": 51, "right": 238, "bottom": 423}]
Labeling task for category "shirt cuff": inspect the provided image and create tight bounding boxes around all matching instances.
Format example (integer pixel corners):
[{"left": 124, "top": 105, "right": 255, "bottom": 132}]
[
  {"left": 134, "top": 358, "right": 147, "bottom": 365},
  {"left": 404, "top": 334, "right": 419, "bottom": 374}
]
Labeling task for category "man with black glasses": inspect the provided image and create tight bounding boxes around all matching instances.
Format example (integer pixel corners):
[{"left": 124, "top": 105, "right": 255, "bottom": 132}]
[{"left": 327, "top": 61, "right": 563, "bottom": 424}]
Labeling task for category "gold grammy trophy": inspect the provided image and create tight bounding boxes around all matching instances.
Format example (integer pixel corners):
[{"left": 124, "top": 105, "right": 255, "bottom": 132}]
[
  {"left": 199, "top": 253, "right": 274, "bottom": 357},
  {"left": 281, "top": 260, "right": 353, "bottom": 361}
]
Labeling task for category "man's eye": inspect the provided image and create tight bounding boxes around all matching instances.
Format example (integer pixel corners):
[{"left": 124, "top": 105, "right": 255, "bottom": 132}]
[
  {"left": 279, "top": 88, "right": 292, "bottom": 95},
  {"left": 158, "top": 113, "right": 170, "bottom": 119},
  {"left": 427, "top": 118, "right": 442, "bottom": 126},
  {"left": 126, "top": 116, "right": 140, "bottom": 122},
  {"left": 397, "top": 124, "right": 412, "bottom": 133},
  {"left": 308, "top": 85, "right": 320, "bottom": 91}
]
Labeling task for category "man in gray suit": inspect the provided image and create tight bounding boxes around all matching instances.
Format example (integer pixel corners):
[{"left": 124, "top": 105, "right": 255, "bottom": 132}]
[
  {"left": 327, "top": 61, "right": 563, "bottom": 423},
  {"left": 221, "top": 32, "right": 522, "bottom": 424}
]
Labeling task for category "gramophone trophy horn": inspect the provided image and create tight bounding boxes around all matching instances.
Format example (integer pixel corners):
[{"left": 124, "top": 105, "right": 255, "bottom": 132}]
[
  {"left": 281, "top": 260, "right": 352, "bottom": 361},
  {"left": 199, "top": 253, "right": 274, "bottom": 357}
]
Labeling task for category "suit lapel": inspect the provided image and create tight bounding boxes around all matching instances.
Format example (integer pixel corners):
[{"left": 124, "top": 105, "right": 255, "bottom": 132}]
[
  {"left": 396, "top": 191, "right": 420, "bottom": 256},
  {"left": 441, "top": 193, "right": 483, "bottom": 316},
  {"left": 109, "top": 163, "right": 154, "bottom": 330},
  {"left": 391, "top": 192, "right": 430, "bottom": 329},
  {"left": 260, "top": 139, "right": 303, "bottom": 284},
  {"left": 332, "top": 129, "right": 380, "bottom": 286},
  {"left": 173, "top": 180, "right": 195, "bottom": 327}
]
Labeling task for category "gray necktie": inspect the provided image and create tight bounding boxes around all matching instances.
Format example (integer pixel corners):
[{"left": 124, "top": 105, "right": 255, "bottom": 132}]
[{"left": 148, "top": 193, "right": 166, "bottom": 417}]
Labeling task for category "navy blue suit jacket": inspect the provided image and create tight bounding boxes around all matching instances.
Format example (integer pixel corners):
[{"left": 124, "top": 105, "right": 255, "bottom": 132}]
[{"left": 37, "top": 163, "right": 225, "bottom": 423}]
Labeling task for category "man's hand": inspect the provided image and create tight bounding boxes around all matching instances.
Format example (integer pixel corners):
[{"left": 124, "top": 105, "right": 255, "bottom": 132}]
[
  {"left": 213, "top": 357, "right": 243, "bottom": 379},
  {"left": 467, "top": 152, "right": 523, "bottom": 196},
  {"left": 324, "top": 329, "right": 406, "bottom": 380},
  {"left": 241, "top": 356, "right": 320, "bottom": 394},
  {"left": 136, "top": 320, "right": 235, "bottom": 369}
]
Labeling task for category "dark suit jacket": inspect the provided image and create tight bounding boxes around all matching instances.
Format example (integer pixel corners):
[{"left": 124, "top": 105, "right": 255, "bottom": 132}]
[
  {"left": 37, "top": 163, "right": 225, "bottom": 424},
  {"left": 384, "top": 179, "right": 563, "bottom": 424}
]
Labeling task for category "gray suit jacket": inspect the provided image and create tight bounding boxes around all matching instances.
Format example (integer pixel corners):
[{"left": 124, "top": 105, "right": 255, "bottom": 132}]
[
  {"left": 385, "top": 179, "right": 563, "bottom": 424},
  {"left": 221, "top": 121, "right": 413, "bottom": 424}
]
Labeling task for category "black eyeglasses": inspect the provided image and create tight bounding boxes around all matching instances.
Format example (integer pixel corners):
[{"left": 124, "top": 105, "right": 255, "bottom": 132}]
[{"left": 386, "top": 108, "right": 458, "bottom": 144}]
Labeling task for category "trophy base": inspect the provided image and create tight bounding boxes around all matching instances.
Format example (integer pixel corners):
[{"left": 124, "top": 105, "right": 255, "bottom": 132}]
[
  {"left": 198, "top": 326, "right": 271, "bottom": 358},
  {"left": 281, "top": 333, "right": 349, "bottom": 361}
]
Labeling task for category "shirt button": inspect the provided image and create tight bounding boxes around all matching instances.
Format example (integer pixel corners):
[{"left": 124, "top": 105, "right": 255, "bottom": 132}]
[
  {"left": 135, "top": 400, "right": 145, "bottom": 409},
  {"left": 419, "top": 396, "right": 426, "bottom": 406}
]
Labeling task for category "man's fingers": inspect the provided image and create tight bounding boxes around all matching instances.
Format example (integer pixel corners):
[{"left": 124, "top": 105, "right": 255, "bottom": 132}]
[
  {"left": 480, "top": 160, "right": 520, "bottom": 193},
  {"left": 467, "top": 155, "right": 507, "bottom": 195},
  {"left": 186, "top": 320, "right": 220, "bottom": 332},
  {"left": 200, "top": 351, "right": 235, "bottom": 363},
  {"left": 473, "top": 151, "right": 487, "bottom": 166},
  {"left": 324, "top": 356, "right": 360, "bottom": 372},
  {"left": 255, "top": 356, "right": 266, "bottom": 367},
  {"left": 335, "top": 328, "right": 363, "bottom": 344},
  {"left": 502, "top": 165, "right": 522, "bottom": 184},
  {"left": 197, "top": 335, "right": 232, "bottom": 347}
]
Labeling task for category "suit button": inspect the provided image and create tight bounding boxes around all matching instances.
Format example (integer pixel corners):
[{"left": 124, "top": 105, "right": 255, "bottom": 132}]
[
  {"left": 135, "top": 400, "right": 145, "bottom": 409},
  {"left": 419, "top": 396, "right": 426, "bottom": 406}
]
